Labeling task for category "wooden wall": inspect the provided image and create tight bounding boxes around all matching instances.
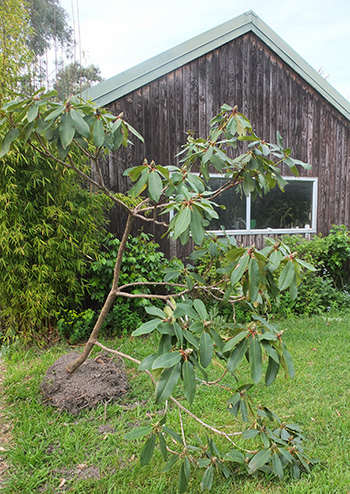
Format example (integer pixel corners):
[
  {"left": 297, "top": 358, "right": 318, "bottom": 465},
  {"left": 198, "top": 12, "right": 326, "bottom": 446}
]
[{"left": 101, "top": 31, "right": 350, "bottom": 258}]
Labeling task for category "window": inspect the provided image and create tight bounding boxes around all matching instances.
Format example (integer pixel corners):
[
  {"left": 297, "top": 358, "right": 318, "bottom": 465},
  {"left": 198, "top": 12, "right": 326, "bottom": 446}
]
[{"left": 208, "top": 176, "right": 317, "bottom": 234}]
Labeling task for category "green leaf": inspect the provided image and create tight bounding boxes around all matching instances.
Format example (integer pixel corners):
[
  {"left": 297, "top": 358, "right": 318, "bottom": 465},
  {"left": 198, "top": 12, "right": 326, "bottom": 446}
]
[
  {"left": 272, "top": 453, "right": 284, "bottom": 479},
  {"left": 155, "top": 362, "right": 181, "bottom": 404},
  {"left": 242, "top": 429, "right": 259, "bottom": 439},
  {"left": 174, "top": 207, "right": 191, "bottom": 239},
  {"left": 250, "top": 336, "right": 262, "bottom": 384},
  {"left": 278, "top": 260, "right": 295, "bottom": 291},
  {"left": 182, "top": 360, "right": 196, "bottom": 405},
  {"left": 222, "top": 331, "right": 249, "bottom": 353},
  {"left": 201, "top": 465, "right": 214, "bottom": 491},
  {"left": 265, "top": 356, "right": 280, "bottom": 386},
  {"left": 132, "top": 318, "right": 162, "bottom": 336},
  {"left": 179, "top": 457, "right": 191, "bottom": 494},
  {"left": 145, "top": 306, "right": 166, "bottom": 318},
  {"left": 190, "top": 207, "right": 205, "bottom": 245},
  {"left": 138, "top": 353, "right": 157, "bottom": 370},
  {"left": 162, "top": 426, "right": 183, "bottom": 445},
  {"left": 243, "top": 172, "right": 255, "bottom": 196},
  {"left": 296, "top": 258, "right": 316, "bottom": 271},
  {"left": 227, "top": 338, "right": 248, "bottom": 372},
  {"left": 281, "top": 342, "right": 295, "bottom": 378},
  {"left": 140, "top": 434, "right": 156, "bottom": 466},
  {"left": 248, "top": 257, "right": 260, "bottom": 302},
  {"left": 93, "top": 118, "right": 105, "bottom": 147},
  {"left": 200, "top": 331, "right": 213, "bottom": 368},
  {"left": 27, "top": 104, "right": 39, "bottom": 122},
  {"left": 148, "top": 170, "right": 163, "bottom": 202},
  {"left": 248, "top": 449, "right": 271, "bottom": 473},
  {"left": 193, "top": 299, "right": 208, "bottom": 320},
  {"left": 161, "top": 453, "right": 179, "bottom": 472},
  {"left": 71, "top": 109, "right": 90, "bottom": 138},
  {"left": 59, "top": 112, "right": 75, "bottom": 149},
  {"left": 0, "top": 128, "right": 19, "bottom": 157},
  {"left": 152, "top": 351, "right": 182, "bottom": 369},
  {"left": 124, "top": 425, "right": 152, "bottom": 440},
  {"left": 44, "top": 105, "right": 65, "bottom": 121},
  {"left": 224, "top": 450, "right": 245, "bottom": 463},
  {"left": 230, "top": 254, "right": 249, "bottom": 285},
  {"left": 158, "top": 432, "right": 168, "bottom": 461}
]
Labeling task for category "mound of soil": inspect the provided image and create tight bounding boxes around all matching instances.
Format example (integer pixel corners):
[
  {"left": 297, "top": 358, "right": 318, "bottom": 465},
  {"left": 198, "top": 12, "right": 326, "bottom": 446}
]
[{"left": 41, "top": 351, "right": 129, "bottom": 415}]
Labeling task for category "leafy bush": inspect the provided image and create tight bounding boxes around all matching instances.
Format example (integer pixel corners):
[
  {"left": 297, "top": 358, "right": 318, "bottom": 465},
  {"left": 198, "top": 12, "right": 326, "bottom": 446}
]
[
  {"left": 0, "top": 143, "right": 109, "bottom": 341},
  {"left": 88, "top": 231, "right": 179, "bottom": 305}
]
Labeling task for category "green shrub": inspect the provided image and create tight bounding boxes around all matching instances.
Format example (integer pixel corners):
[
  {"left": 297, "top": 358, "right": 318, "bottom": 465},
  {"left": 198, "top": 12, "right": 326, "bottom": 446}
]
[
  {"left": 88, "top": 231, "right": 177, "bottom": 305},
  {"left": 0, "top": 143, "right": 109, "bottom": 341}
]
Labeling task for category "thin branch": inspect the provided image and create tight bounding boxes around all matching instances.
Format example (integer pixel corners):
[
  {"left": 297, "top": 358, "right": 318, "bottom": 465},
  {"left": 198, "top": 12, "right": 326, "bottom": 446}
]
[{"left": 93, "top": 341, "right": 256, "bottom": 453}]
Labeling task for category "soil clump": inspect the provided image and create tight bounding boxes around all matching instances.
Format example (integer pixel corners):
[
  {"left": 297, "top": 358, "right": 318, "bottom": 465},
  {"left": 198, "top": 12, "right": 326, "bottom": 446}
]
[{"left": 41, "top": 351, "right": 129, "bottom": 415}]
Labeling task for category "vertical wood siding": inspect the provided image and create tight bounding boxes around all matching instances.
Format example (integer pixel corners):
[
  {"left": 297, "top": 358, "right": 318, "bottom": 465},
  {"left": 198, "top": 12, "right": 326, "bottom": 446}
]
[{"left": 102, "top": 32, "right": 350, "bottom": 257}]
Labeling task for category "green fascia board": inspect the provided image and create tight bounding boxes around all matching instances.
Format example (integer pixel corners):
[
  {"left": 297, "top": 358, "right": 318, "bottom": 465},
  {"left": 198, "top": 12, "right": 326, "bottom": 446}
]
[{"left": 82, "top": 11, "right": 350, "bottom": 121}]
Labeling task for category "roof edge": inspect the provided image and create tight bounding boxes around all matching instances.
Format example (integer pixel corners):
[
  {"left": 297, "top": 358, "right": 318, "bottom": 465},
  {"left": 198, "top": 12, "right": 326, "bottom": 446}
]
[{"left": 82, "top": 11, "right": 350, "bottom": 121}]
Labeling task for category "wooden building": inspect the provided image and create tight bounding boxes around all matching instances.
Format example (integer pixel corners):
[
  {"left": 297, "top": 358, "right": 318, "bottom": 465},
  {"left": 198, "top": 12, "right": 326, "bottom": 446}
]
[{"left": 83, "top": 11, "right": 350, "bottom": 257}]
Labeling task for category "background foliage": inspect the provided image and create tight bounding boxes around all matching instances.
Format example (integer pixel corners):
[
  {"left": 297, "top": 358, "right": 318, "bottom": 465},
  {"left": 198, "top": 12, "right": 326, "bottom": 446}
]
[{"left": 0, "top": 143, "right": 109, "bottom": 341}]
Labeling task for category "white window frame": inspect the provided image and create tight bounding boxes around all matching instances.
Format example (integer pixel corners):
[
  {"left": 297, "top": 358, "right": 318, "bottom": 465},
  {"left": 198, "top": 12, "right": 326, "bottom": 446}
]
[{"left": 207, "top": 175, "right": 318, "bottom": 235}]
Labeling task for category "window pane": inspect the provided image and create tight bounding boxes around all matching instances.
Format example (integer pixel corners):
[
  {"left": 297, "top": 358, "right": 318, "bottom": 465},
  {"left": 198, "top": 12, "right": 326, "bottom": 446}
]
[
  {"left": 208, "top": 177, "right": 247, "bottom": 230},
  {"left": 251, "top": 181, "right": 313, "bottom": 229}
]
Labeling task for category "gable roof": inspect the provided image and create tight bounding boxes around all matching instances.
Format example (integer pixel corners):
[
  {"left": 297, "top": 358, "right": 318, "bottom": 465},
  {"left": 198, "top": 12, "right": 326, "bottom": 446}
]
[{"left": 82, "top": 11, "right": 350, "bottom": 121}]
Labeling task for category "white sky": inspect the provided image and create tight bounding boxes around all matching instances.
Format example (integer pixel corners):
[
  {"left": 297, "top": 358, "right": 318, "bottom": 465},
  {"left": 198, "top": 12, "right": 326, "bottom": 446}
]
[{"left": 59, "top": 0, "right": 350, "bottom": 101}]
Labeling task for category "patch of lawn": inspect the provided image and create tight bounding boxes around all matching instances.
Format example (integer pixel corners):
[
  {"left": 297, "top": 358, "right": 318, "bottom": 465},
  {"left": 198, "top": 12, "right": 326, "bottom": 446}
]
[{"left": 1, "top": 313, "right": 350, "bottom": 493}]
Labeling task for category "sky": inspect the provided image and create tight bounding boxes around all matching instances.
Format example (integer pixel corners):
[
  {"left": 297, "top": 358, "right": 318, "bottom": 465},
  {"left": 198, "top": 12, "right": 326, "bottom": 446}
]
[{"left": 58, "top": 0, "right": 350, "bottom": 101}]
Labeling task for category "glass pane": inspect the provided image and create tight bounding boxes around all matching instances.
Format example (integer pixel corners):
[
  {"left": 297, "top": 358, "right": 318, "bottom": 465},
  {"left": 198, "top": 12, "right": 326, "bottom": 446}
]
[
  {"left": 207, "top": 177, "right": 247, "bottom": 230},
  {"left": 251, "top": 181, "right": 313, "bottom": 229}
]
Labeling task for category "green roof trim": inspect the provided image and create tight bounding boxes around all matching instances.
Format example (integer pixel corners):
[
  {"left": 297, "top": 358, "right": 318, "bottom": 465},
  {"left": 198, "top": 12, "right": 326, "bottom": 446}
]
[{"left": 82, "top": 11, "right": 350, "bottom": 121}]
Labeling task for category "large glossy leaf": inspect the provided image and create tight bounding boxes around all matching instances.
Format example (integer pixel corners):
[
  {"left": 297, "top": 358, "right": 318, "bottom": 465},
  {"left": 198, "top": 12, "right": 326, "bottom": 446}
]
[
  {"left": 223, "top": 450, "right": 245, "bottom": 464},
  {"left": 278, "top": 260, "right": 295, "bottom": 291},
  {"left": 193, "top": 299, "right": 208, "bottom": 320},
  {"left": 281, "top": 342, "right": 295, "bottom": 378},
  {"left": 250, "top": 336, "right": 262, "bottom": 384},
  {"left": 182, "top": 360, "right": 196, "bottom": 405},
  {"left": 272, "top": 453, "right": 284, "bottom": 479},
  {"left": 155, "top": 362, "right": 181, "bottom": 404},
  {"left": 158, "top": 432, "right": 168, "bottom": 461},
  {"left": 248, "top": 449, "right": 271, "bottom": 473},
  {"left": 227, "top": 338, "right": 248, "bottom": 372},
  {"left": 93, "top": 117, "right": 105, "bottom": 147},
  {"left": 248, "top": 257, "right": 260, "bottom": 302},
  {"left": 179, "top": 457, "right": 191, "bottom": 494},
  {"left": 140, "top": 434, "right": 156, "bottom": 466},
  {"left": 138, "top": 353, "right": 157, "bottom": 370},
  {"left": 124, "top": 425, "right": 152, "bottom": 440},
  {"left": 27, "top": 103, "right": 39, "bottom": 122},
  {"left": 132, "top": 318, "right": 162, "bottom": 336},
  {"left": 265, "top": 356, "right": 280, "bottom": 386},
  {"left": 200, "top": 331, "right": 213, "bottom": 368},
  {"left": 148, "top": 170, "right": 162, "bottom": 202},
  {"left": 174, "top": 207, "right": 191, "bottom": 239},
  {"left": 230, "top": 254, "right": 249, "bottom": 286},
  {"left": 190, "top": 207, "right": 204, "bottom": 245},
  {"left": 59, "top": 112, "right": 75, "bottom": 149},
  {"left": 222, "top": 330, "right": 249, "bottom": 354},
  {"left": 152, "top": 351, "right": 182, "bottom": 370},
  {"left": 0, "top": 128, "right": 19, "bottom": 157},
  {"left": 201, "top": 465, "right": 214, "bottom": 491},
  {"left": 70, "top": 109, "right": 90, "bottom": 138}
]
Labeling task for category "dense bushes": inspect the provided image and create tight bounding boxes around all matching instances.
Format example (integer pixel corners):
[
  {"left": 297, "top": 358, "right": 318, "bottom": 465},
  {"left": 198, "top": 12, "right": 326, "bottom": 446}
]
[
  {"left": 57, "top": 232, "right": 182, "bottom": 342},
  {"left": 0, "top": 143, "right": 109, "bottom": 341}
]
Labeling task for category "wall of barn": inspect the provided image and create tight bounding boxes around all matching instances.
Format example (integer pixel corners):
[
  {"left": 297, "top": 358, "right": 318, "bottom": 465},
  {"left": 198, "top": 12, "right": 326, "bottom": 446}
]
[{"left": 99, "top": 31, "right": 350, "bottom": 258}]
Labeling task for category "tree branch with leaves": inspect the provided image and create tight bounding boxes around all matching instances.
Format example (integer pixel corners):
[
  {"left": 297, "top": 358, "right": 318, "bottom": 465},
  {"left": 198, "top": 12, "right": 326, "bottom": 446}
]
[{"left": 0, "top": 91, "right": 317, "bottom": 490}]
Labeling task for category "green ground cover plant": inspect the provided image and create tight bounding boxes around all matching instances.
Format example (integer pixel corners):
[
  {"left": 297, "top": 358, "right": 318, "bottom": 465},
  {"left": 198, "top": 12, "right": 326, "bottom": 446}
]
[{"left": 1, "top": 312, "right": 350, "bottom": 493}]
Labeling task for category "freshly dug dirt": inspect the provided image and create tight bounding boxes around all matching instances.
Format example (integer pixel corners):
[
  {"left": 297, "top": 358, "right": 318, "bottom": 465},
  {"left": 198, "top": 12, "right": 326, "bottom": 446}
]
[{"left": 41, "top": 351, "right": 129, "bottom": 415}]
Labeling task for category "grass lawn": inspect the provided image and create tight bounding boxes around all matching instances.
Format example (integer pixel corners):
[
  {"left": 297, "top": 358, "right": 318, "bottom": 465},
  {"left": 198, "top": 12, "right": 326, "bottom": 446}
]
[{"left": 1, "top": 313, "right": 350, "bottom": 493}]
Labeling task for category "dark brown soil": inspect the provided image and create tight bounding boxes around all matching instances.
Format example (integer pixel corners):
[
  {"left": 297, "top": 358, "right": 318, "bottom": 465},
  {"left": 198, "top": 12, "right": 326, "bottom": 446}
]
[{"left": 41, "top": 351, "right": 129, "bottom": 415}]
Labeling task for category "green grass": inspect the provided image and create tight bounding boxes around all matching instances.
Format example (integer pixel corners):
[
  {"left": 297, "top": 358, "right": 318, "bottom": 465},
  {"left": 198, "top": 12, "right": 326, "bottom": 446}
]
[{"left": 1, "top": 313, "right": 350, "bottom": 493}]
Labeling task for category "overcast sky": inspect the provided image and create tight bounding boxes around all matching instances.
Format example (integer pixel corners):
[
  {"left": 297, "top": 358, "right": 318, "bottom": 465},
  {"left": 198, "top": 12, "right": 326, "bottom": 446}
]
[{"left": 59, "top": 0, "right": 350, "bottom": 100}]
